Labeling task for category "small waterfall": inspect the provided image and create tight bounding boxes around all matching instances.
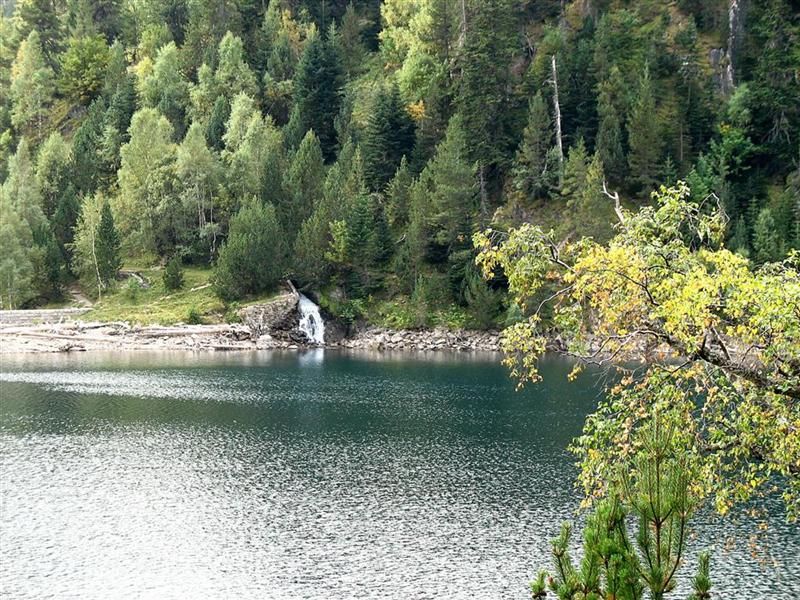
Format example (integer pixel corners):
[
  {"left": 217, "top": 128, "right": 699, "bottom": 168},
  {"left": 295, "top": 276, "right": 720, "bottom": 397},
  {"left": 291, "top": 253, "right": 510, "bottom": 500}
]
[{"left": 297, "top": 294, "right": 325, "bottom": 345}]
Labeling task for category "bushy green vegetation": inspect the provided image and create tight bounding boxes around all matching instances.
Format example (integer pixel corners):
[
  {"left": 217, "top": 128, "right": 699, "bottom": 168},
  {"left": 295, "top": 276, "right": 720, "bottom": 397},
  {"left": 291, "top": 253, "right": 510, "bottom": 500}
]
[{"left": 0, "top": 0, "right": 795, "bottom": 322}]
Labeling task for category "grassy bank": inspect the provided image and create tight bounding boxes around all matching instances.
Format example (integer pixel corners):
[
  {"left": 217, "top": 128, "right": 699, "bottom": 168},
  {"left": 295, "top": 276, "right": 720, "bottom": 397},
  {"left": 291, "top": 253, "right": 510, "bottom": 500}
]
[{"left": 81, "top": 267, "right": 278, "bottom": 326}]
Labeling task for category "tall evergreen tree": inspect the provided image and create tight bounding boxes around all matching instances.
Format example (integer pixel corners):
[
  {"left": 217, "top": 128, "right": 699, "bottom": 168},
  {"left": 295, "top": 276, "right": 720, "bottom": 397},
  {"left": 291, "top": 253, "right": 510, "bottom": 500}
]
[
  {"left": 282, "top": 129, "right": 325, "bottom": 242},
  {"left": 627, "top": 66, "right": 663, "bottom": 194},
  {"left": 206, "top": 96, "right": 230, "bottom": 151},
  {"left": 752, "top": 207, "right": 781, "bottom": 265},
  {"left": 509, "top": 92, "right": 555, "bottom": 204},
  {"left": 595, "top": 66, "right": 626, "bottom": 183},
  {"left": 457, "top": 0, "right": 517, "bottom": 206},
  {"left": 293, "top": 28, "right": 344, "bottom": 161},
  {"left": 95, "top": 200, "right": 121, "bottom": 286},
  {"left": 15, "top": 0, "right": 65, "bottom": 69},
  {"left": 362, "top": 83, "right": 415, "bottom": 192},
  {"left": 72, "top": 99, "right": 106, "bottom": 195},
  {"left": 407, "top": 115, "right": 477, "bottom": 296}
]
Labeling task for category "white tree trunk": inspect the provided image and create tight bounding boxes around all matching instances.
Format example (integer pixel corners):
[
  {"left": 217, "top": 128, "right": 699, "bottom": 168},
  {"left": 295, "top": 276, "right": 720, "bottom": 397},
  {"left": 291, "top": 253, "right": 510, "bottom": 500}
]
[{"left": 551, "top": 55, "right": 564, "bottom": 185}]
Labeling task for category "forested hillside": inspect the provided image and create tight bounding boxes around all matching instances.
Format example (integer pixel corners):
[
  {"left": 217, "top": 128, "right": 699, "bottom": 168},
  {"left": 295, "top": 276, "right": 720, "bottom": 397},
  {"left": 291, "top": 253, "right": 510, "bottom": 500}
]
[{"left": 0, "top": 0, "right": 798, "bottom": 324}]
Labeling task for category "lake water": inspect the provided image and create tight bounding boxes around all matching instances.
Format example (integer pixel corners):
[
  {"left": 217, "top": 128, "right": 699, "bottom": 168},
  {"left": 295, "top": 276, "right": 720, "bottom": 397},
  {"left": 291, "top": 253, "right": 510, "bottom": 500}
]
[{"left": 1, "top": 351, "right": 798, "bottom": 598}]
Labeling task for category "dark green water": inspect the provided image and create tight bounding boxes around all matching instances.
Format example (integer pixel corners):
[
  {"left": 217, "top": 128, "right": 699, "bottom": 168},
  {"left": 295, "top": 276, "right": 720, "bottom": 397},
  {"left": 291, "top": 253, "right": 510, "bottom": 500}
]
[{"left": 1, "top": 350, "right": 797, "bottom": 598}]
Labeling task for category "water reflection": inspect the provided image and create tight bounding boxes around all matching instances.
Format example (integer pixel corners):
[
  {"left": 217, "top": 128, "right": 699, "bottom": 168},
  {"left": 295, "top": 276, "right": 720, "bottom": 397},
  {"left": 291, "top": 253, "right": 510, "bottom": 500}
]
[{"left": 1, "top": 351, "right": 798, "bottom": 598}]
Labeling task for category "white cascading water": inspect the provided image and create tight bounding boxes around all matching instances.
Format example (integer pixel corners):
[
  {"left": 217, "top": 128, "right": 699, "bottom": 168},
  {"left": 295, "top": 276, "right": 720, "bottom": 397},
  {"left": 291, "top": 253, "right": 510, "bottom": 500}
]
[{"left": 297, "top": 294, "right": 326, "bottom": 345}]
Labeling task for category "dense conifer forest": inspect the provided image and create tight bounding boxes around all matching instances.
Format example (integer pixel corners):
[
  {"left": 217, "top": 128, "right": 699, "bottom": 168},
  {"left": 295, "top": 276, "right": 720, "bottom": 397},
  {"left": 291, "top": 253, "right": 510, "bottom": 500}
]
[{"left": 0, "top": 0, "right": 798, "bottom": 324}]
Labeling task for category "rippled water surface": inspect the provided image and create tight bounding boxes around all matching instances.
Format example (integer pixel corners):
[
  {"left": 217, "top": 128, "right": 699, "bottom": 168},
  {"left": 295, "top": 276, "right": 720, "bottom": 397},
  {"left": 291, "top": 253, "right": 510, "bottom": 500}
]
[{"left": 1, "top": 351, "right": 798, "bottom": 599}]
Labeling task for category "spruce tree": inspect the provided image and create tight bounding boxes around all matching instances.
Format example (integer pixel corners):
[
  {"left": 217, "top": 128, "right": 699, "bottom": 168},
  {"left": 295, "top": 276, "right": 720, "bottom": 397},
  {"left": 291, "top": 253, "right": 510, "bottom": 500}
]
[
  {"left": 282, "top": 129, "right": 325, "bottom": 243},
  {"left": 752, "top": 207, "right": 781, "bottom": 265},
  {"left": 457, "top": 0, "right": 517, "bottom": 197},
  {"left": 561, "top": 139, "right": 589, "bottom": 203},
  {"left": 407, "top": 115, "right": 477, "bottom": 297},
  {"left": 95, "top": 200, "right": 121, "bottom": 287},
  {"left": 206, "top": 96, "right": 230, "bottom": 151},
  {"left": 627, "top": 66, "right": 663, "bottom": 195},
  {"left": 72, "top": 98, "right": 106, "bottom": 195},
  {"left": 16, "top": 0, "right": 65, "bottom": 69},
  {"left": 362, "top": 83, "right": 415, "bottom": 192},
  {"left": 510, "top": 92, "right": 555, "bottom": 204},
  {"left": 595, "top": 67, "right": 626, "bottom": 183},
  {"left": 293, "top": 28, "right": 343, "bottom": 162},
  {"left": 385, "top": 156, "right": 413, "bottom": 233}
]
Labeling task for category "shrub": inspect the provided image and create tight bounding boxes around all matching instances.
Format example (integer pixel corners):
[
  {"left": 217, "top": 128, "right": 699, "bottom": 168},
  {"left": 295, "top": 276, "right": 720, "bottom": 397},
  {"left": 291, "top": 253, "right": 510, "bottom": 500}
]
[
  {"left": 214, "top": 199, "right": 285, "bottom": 301},
  {"left": 122, "top": 278, "right": 140, "bottom": 303},
  {"left": 186, "top": 307, "right": 203, "bottom": 324},
  {"left": 163, "top": 255, "right": 185, "bottom": 291}
]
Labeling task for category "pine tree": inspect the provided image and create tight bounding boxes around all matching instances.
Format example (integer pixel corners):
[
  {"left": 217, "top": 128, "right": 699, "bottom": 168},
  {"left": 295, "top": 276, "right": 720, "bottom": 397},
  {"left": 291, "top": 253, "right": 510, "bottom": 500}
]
[
  {"left": 293, "top": 27, "right": 343, "bottom": 161},
  {"left": 510, "top": 92, "right": 555, "bottom": 204},
  {"left": 752, "top": 207, "right": 781, "bottom": 265},
  {"left": 10, "top": 30, "right": 54, "bottom": 137},
  {"left": 627, "top": 66, "right": 663, "bottom": 195},
  {"left": 407, "top": 115, "right": 477, "bottom": 297},
  {"left": 71, "top": 98, "right": 106, "bottom": 195},
  {"left": 292, "top": 142, "right": 360, "bottom": 285},
  {"left": 214, "top": 199, "right": 285, "bottom": 300},
  {"left": 95, "top": 199, "right": 121, "bottom": 287},
  {"left": 457, "top": 0, "right": 517, "bottom": 202},
  {"left": 561, "top": 139, "right": 589, "bottom": 203},
  {"left": 16, "top": 0, "right": 65, "bottom": 69},
  {"left": 362, "top": 83, "right": 415, "bottom": 192},
  {"left": 282, "top": 129, "right": 325, "bottom": 242},
  {"left": 595, "top": 67, "right": 626, "bottom": 183},
  {"left": 385, "top": 156, "right": 413, "bottom": 233},
  {"left": 569, "top": 151, "right": 611, "bottom": 241},
  {"left": 104, "top": 73, "right": 137, "bottom": 142},
  {"left": 52, "top": 183, "right": 81, "bottom": 265},
  {"left": 206, "top": 96, "right": 230, "bottom": 151}
]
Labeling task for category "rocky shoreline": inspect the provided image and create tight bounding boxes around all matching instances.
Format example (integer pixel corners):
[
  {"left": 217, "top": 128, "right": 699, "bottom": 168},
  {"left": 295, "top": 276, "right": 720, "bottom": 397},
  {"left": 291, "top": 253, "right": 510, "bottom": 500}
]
[{"left": 0, "top": 321, "right": 502, "bottom": 354}]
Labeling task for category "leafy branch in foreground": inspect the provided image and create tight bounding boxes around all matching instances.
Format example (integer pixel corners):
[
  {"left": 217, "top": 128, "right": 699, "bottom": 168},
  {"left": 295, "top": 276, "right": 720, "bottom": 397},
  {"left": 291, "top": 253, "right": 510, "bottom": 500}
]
[
  {"left": 531, "top": 419, "right": 712, "bottom": 600},
  {"left": 476, "top": 182, "right": 800, "bottom": 520}
]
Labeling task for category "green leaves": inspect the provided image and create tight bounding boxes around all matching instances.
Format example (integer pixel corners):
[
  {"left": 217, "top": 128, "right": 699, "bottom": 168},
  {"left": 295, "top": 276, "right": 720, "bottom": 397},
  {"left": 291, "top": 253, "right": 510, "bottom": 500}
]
[{"left": 477, "top": 183, "right": 800, "bottom": 520}]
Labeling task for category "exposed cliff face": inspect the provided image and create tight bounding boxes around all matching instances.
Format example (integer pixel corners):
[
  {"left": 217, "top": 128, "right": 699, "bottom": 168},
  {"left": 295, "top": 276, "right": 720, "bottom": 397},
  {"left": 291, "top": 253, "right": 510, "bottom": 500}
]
[{"left": 711, "top": 0, "right": 747, "bottom": 97}]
